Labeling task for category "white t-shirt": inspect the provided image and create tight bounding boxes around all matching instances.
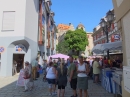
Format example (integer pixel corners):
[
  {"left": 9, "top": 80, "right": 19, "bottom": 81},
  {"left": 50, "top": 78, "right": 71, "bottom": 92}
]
[
  {"left": 46, "top": 67, "right": 56, "bottom": 79},
  {"left": 77, "top": 63, "right": 87, "bottom": 77}
]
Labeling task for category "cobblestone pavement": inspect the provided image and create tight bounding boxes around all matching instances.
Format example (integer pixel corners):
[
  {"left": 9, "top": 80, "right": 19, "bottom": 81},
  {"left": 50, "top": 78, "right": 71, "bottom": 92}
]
[{"left": 0, "top": 75, "right": 114, "bottom": 97}]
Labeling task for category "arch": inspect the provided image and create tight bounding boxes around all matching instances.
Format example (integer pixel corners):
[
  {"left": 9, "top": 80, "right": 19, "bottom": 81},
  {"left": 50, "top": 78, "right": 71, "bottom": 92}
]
[{"left": 8, "top": 40, "right": 30, "bottom": 52}]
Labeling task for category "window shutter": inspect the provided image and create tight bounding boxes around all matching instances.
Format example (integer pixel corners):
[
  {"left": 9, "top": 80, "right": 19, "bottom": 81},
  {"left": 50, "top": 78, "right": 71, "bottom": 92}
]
[{"left": 2, "top": 11, "right": 15, "bottom": 31}]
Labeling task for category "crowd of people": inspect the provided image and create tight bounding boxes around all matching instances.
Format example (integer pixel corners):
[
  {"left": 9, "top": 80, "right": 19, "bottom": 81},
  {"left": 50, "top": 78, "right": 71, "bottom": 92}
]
[{"left": 21, "top": 55, "right": 122, "bottom": 97}]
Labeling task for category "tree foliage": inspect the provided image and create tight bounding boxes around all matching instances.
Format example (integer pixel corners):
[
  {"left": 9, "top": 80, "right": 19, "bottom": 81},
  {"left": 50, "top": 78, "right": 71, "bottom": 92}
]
[
  {"left": 56, "top": 40, "right": 69, "bottom": 54},
  {"left": 64, "top": 29, "right": 88, "bottom": 53}
]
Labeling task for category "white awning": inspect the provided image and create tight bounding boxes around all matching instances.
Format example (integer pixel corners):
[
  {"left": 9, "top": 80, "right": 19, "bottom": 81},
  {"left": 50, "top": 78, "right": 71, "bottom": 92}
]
[{"left": 92, "top": 41, "right": 122, "bottom": 54}]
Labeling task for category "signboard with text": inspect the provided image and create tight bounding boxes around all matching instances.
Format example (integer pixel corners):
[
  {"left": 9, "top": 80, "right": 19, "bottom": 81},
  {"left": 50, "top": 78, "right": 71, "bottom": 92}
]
[
  {"left": 114, "top": 34, "right": 120, "bottom": 40},
  {"left": 14, "top": 44, "right": 27, "bottom": 53}
]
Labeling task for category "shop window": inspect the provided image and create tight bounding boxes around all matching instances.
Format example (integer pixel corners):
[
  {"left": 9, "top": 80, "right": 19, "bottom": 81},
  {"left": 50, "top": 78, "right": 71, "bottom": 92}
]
[{"left": 2, "top": 11, "right": 15, "bottom": 31}]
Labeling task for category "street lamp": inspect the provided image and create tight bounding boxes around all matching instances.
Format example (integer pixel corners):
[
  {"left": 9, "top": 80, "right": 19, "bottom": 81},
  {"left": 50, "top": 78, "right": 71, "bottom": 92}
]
[{"left": 100, "top": 10, "right": 114, "bottom": 59}]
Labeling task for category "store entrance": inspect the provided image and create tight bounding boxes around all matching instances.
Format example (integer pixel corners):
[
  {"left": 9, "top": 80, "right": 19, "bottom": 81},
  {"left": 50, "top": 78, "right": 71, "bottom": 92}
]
[{"left": 13, "top": 54, "right": 24, "bottom": 75}]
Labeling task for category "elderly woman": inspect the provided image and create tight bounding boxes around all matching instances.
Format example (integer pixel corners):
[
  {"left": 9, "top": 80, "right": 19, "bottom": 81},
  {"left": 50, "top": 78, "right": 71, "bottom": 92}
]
[
  {"left": 77, "top": 56, "right": 90, "bottom": 97},
  {"left": 23, "top": 61, "right": 31, "bottom": 92}
]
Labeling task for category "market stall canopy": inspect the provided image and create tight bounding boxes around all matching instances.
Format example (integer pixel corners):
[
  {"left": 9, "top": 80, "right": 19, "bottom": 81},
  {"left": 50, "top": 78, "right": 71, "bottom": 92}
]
[
  {"left": 101, "top": 41, "right": 122, "bottom": 51},
  {"left": 92, "top": 41, "right": 122, "bottom": 54},
  {"left": 49, "top": 54, "right": 69, "bottom": 60},
  {"left": 92, "top": 44, "right": 103, "bottom": 54}
]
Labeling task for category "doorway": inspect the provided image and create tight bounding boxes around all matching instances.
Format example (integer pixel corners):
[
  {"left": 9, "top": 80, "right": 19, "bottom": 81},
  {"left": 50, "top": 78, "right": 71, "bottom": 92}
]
[{"left": 13, "top": 54, "right": 24, "bottom": 75}]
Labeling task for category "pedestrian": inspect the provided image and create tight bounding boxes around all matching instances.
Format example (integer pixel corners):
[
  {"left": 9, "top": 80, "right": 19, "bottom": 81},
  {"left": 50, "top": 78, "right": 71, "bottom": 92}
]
[
  {"left": 46, "top": 62, "right": 57, "bottom": 96},
  {"left": 93, "top": 58, "right": 100, "bottom": 83},
  {"left": 13, "top": 60, "right": 17, "bottom": 75},
  {"left": 66, "top": 58, "right": 70, "bottom": 68},
  {"left": 49, "top": 57, "right": 53, "bottom": 63},
  {"left": 68, "top": 56, "right": 77, "bottom": 97},
  {"left": 43, "top": 59, "right": 48, "bottom": 81},
  {"left": 53, "top": 59, "right": 58, "bottom": 94},
  {"left": 77, "top": 56, "right": 89, "bottom": 97},
  {"left": 56, "top": 61, "right": 67, "bottom": 97},
  {"left": 31, "top": 57, "right": 38, "bottom": 80},
  {"left": 57, "top": 57, "right": 61, "bottom": 67},
  {"left": 23, "top": 61, "right": 31, "bottom": 92}
]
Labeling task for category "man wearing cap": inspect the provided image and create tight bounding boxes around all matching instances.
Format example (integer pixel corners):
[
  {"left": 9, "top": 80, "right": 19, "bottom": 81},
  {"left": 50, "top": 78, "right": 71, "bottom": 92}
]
[{"left": 31, "top": 57, "right": 38, "bottom": 80}]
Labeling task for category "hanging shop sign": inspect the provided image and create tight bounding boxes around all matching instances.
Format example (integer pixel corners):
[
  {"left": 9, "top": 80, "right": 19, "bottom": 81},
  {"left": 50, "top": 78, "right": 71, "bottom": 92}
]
[
  {"left": 114, "top": 34, "right": 120, "bottom": 40},
  {"left": 14, "top": 44, "right": 27, "bottom": 53},
  {"left": 0, "top": 47, "right": 5, "bottom": 53}
]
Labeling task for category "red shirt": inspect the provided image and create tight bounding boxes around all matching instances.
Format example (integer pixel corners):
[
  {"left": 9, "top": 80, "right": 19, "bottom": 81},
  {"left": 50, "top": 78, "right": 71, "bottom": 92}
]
[{"left": 104, "top": 60, "right": 108, "bottom": 64}]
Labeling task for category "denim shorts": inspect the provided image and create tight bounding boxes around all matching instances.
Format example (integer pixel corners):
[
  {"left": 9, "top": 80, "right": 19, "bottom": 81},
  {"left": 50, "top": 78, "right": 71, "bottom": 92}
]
[{"left": 47, "top": 78, "right": 56, "bottom": 84}]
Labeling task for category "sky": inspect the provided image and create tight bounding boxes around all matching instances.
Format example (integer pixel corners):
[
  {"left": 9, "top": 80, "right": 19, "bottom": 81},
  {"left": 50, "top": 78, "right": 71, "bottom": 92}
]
[{"left": 51, "top": 0, "right": 113, "bottom": 32}]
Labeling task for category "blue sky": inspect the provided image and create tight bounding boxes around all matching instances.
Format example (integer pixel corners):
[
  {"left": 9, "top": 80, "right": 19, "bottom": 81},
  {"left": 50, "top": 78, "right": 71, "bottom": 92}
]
[{"left": 51, "top": 0, "right": 113, "bottom": 32}]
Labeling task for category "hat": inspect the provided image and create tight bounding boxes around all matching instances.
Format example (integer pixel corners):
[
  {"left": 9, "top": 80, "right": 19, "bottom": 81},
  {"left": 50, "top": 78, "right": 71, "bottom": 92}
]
[{"left": 25, "top": 61, "right": 29, "bottom": 65}]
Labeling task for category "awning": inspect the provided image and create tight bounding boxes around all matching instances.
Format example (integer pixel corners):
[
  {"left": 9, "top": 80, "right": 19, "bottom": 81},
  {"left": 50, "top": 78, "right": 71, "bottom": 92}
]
[
  {"left": 101, "top": 41, "right": 122, "bottom": 51},
  {"left": 92, "top": 41, "right": 122, "bottom": 54},
  {"left": 92, "top": 44, "right": 103, "bottom": 54}
]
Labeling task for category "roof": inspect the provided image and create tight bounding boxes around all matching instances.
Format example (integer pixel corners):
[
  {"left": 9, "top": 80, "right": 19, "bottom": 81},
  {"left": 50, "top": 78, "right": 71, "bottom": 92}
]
[
  {"left": 57, "top": 24, "right": 70, "bottom": 30},
  {"left": 77, "top": 23, "right": 84, "bottom": 28}
]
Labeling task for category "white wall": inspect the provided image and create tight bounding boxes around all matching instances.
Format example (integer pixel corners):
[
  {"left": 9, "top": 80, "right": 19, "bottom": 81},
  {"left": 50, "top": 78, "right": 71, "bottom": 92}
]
[
  {"left": 25, "top": 0, "right": 39, "bottom": 42},
  {"left": 0, "top": 0, "right": 26, "bottom": 37},
  {"left": 24, "top": 0, "right": 39, "bottom": 61}
]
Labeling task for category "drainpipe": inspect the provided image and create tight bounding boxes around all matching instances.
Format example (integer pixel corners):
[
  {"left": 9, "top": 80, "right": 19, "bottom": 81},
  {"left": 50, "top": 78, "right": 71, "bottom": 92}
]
[
  {"left": 39, "top": 0, "right": 43, "bottom": 44},
  {"left": 43, "top": 2, "right": 47, "bottom": 60}
]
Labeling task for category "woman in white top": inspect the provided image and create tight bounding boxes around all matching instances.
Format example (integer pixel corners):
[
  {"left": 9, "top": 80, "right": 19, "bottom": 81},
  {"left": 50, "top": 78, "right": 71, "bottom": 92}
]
[
  {"left": 77, "top": 56, "right": 90, "bottom": 97},
  {"left": 46, "top": 62, "right": 56, "bottom": 95}
]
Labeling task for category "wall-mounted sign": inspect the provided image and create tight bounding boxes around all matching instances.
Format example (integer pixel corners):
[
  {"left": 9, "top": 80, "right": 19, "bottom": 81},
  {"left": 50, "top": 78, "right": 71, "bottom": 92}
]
[
  {"left": 114, "top": 34, "right": 120, "bottom": 40},
  {"left": 14, "top": 44, "right": 27, "bottom": 53},
  {"left": 0, "top": 47, "right": 5, "bottom": 53}
]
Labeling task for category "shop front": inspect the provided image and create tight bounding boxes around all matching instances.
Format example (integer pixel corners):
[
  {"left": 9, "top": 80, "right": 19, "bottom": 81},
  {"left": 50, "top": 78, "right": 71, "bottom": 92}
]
[
  {"left": 92, "top": 41, "right": 123, "bottom": 97},
  {"left": 0, "top": 38, "right": 38, "bottom": 77}
]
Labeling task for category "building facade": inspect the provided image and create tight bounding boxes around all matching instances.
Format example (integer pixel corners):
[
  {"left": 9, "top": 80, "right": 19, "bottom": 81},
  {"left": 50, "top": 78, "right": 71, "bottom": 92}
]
[
  {"left": 56, "top": 23, "right": 75, "bottom": 44},
  {"left": 0, "top": 0, "right": 56, "bottom": 77},
  {"left": 92, "top": 21, "right": 121, "bottom": 46},
  {"left": 92, "top": 10, "right": 121, "bottom": 55},
  {"left": 112, "top": 0, "right": 130, "bottom": 96},
  {"left": 85, "top": 33, "right": 94, "bottom": 56}
]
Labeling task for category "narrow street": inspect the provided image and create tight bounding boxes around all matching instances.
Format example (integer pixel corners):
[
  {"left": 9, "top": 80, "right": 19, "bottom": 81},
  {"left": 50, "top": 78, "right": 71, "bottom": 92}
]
[{"left": 0, "top": 75, "right": 114, "bottom": 97}]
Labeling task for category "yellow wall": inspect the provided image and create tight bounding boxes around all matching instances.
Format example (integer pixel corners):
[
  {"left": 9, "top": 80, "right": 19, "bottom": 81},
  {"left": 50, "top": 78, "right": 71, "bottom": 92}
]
[{"left": 112, "top": 0, "right": 130, "bottom": 97}]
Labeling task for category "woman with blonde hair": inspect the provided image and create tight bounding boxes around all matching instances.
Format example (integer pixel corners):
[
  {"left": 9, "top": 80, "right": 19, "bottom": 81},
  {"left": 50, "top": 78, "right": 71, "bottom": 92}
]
[{"left": 56, "top": 60, "right": 67, "bottom": 97}]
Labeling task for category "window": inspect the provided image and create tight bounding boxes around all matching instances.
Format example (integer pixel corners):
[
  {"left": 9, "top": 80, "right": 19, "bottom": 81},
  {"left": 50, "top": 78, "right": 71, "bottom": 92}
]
[{"left": 2, "top": 11, "right": 15, "bottom": 31}]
